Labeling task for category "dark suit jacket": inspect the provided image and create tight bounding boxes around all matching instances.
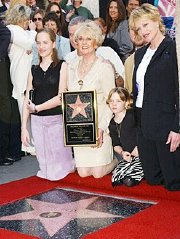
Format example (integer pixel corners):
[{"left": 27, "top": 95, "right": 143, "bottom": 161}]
[
  {"left": 133, "top": 36, "right": 179, "bottom": 141},
  {"left": 0, "top": 23, "right": 12, "bottom": 97},
  {"left": 0, "top": 22, "right": 11, "bottom": 58}
]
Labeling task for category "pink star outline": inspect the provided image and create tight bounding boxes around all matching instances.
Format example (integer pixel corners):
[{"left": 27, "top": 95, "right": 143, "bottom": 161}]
[
  {"left": 68, "top": 95, "right": 90, "bottom": 118},
  {"left": 0, "top": 196, "right": 123, "bottom": 237}
]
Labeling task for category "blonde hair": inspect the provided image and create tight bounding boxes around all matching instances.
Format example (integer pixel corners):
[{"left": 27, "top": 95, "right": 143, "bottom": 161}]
[
  {"left": 74, "top": 20, "right": 104, "bottom": 47},
  {"left": 8, "top": 0, "right": 26, "bottom": 9},
  {"left": 129, "top": 3, "right": 165, "bottom": 36},
  {"left": 107, "top": 87, "right": 131, "bottom": 108},
  {"left": 6, "top": 4, "right": 31, "bottom": 25}
]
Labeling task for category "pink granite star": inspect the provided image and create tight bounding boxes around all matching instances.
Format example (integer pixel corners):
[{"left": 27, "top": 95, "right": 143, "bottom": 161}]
[
  {"left": 68, "top": 95, "right": 90, "bottom": 118},
  {"left": 0, "top": 197, "right": 122, "bottom": 237}
]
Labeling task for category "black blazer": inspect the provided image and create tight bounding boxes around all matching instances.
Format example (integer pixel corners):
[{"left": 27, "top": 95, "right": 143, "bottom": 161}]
[
  {"left": 0, "top": 22, "right": 11, "bottom": 58},
  {"left": 132, "top": 36, "right": 179, "bottom": 141}
]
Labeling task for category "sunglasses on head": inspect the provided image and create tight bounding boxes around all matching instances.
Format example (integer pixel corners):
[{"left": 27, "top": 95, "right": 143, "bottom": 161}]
[{"left": 33, "top": 17, "right": 42, "bottom": 22}]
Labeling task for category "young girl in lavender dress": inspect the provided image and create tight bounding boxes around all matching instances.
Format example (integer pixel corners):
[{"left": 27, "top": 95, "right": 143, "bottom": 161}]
[
  {"left": 107, "top": 87, "right": 144, "bottom": 186},
  {"left": 21, "top": 28, "right": 74, "bottom": 181}
]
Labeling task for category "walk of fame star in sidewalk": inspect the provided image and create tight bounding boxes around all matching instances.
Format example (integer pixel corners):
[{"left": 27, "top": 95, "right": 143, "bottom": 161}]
[{"left": 0, "top": 188, "right": 153, "bottom": 239}]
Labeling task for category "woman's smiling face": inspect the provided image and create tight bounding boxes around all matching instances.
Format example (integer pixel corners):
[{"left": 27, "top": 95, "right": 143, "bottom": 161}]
[{"left": 109, "top": 1, "right": 119, "bottom": 20}]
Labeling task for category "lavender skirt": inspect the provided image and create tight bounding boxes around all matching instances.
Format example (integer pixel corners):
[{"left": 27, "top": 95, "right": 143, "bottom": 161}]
[{"left": 31, "top": 114, "right": 75, "bottom": 181}]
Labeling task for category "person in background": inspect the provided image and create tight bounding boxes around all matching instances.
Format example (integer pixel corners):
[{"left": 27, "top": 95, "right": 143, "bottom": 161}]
[
  {"left": 107, "top": 87, "right": 143, "bottom": 186},
  {"left": 106, "top": 0, "right": 133, "bottom": 63},
  {"left": 46, "top": 2, "right": 68, "bottom": 37},
  {"left": 125, "top": 0, "right": 141, "bottom": 19},
  {"left": 65, "top": 17, "right": 125, "bottom": 87},
  {"left": 32, "top": 9, "right": 45, "bottom": 31},
  {"left": 26, "top": 0, "right": 39, "bottom": 19},
  {"left": 6, "top": 4, "right": 36, "bottom": 114},
  {"left": 67, "top": 15, "right": 85, "bottom": 51},
  {"left": 64, "top": 21, "right": 118, "bottom": 178},
  {"left": 48, "top": 0, "right": 64, "bottom": 6},
  {"left": 6, "top": 4, "right": 37, "bottom": 155},
  {"left": 129, "top": 3, "right": 180, "bottom": 191},
  {"left": 36, "top": 0, "right": 46, "bottom": 9},
  {"left": 94, "top": 17, "right": 121, "bottom": 57},
  {"left": 65, "top": 0, "right": 94, "bottom": 23},
  {"left": 43, "top": 12, "right": 70, "bottom": 59},
  {"left": 81, "top": 0, "right": 99, "bottom": 18},
  {"left": 21, "top": 28, "right": 74, "bottom": 180},
  {"left": 8, "top": 0, "right": 26, "bottom": 9},
  {"left": 124, "top": 29, "right": 145, "bottom": 93}
]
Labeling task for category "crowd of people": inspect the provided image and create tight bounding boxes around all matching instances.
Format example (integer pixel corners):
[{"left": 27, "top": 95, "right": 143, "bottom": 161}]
[{"left": 0, "top": 0, "right": 180, "bottom": 191}]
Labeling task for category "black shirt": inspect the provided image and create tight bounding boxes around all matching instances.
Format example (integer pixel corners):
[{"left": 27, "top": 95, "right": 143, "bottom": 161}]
[
  {"left": 32, "top": 61, "right": 63, "bottom": 116},
  {"left": 109, "top": 109, "right": 137, "bottom": 152}
]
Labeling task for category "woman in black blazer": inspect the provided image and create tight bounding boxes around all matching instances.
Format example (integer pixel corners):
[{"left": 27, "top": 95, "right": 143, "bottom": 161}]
[{"left": 129, "top": 4, "right": 180, "bottom": 191}]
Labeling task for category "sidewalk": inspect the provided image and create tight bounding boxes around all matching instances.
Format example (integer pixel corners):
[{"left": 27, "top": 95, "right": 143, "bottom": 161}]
[{"left": 0, "top": 156, "right": 39, "bottom": 185}]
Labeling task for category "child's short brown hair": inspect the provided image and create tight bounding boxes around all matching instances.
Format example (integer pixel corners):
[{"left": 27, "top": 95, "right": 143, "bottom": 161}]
[{"left": 107, "top": 87, "right": 131, "bottom": 108}]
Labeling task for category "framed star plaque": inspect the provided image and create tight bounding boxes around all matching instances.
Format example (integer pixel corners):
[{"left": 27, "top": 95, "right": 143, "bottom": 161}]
[{"left": 62, "top": 91, "right": 98, "bottom": 146}]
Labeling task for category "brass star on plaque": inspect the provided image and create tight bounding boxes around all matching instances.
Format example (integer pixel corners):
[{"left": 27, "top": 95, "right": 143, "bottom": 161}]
[{"left": 68, "top": 95, "right": 90, "bottom": 118}]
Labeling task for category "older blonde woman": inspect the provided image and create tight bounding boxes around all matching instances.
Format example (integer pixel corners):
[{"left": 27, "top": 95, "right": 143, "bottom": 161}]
[
  {"left": 64, "top": 21, "right": 117, "bottom": 178},
  {"left": 6, "top": 4, "right": 36, "bottom": 114}
]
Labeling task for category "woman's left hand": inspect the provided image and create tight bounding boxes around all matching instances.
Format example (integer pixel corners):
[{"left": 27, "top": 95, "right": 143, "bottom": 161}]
[
  {"left": 96, "top": 128, "right": 104, "bottom": 148},
  {"left": 26, "top": 100, "right": 36, "bottom": 113},
  {"left": 166, "top": 131, "right": 180, "bottom": 152}
]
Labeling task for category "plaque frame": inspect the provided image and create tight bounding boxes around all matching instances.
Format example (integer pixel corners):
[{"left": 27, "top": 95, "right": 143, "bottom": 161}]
[{"left": 62, "top": 90, "right": 98, "bottom": 146}]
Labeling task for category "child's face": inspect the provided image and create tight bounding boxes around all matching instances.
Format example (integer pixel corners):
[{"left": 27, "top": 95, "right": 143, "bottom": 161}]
[{"left": 109, "top": 92, "right": 126, "bottom": 114}]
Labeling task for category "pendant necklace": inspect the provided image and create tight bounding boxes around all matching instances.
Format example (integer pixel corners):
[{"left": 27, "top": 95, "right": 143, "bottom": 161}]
[
  {"left": 78, "top": 79, "right": 83, "bottom": 90},
  {"left": 115, "top": 122, "right": 122, "bottom": 138},
  {"left": 114, "top": 111, "right": 126, "bottom": 138}
]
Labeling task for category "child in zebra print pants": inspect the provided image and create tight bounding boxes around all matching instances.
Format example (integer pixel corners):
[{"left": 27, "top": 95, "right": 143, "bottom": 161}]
[{"left": 107, "top": 87, "right": 144, "bottom": 187}]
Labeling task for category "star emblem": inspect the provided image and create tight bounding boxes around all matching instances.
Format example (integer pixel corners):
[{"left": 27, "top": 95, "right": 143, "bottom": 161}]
[
  {"left": 68, "top": 95, "right": 90, "bottom": 118},
  {"left": 0, "top": 197, "right": 122, "bottom": 237}
]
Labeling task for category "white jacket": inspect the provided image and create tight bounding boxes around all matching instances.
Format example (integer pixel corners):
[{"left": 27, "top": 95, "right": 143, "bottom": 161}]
[{"left": 7, "top": 24, "right": 36, "bottom": 100}]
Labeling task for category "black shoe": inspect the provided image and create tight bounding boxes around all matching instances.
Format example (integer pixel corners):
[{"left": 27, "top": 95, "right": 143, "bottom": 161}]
[
  {"left": 6, "top": 156, "right": 21, "bottom": 162},
  {"left": 0, "top": 158, "right": 14, "bottom": 166},
  {"left": 122, "top": 176, "right": 138, "bottom": 187}
]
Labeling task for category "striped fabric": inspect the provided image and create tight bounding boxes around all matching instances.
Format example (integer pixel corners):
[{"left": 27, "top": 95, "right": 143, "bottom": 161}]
[{"left": 112, "top": 157, "right": 144, "bottom": 186}]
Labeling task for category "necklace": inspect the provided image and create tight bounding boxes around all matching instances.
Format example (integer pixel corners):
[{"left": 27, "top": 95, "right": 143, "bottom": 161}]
[
  {"left": 77, "top": 57, "right": 97, "bottom": 89},
  {"left": 78, "top": 79, "right": 84, "bottom": 89},
  {"left": 114, "top": 111, "right": 126, "bottom": 138},
  {"left": 115, "top": 122, "right": 122, "bottom": 138}
]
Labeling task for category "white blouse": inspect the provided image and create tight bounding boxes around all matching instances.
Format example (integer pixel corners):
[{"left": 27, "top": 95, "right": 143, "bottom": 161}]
[{"left": 136, "top": 47, "right": 157, "bottom": 108}]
